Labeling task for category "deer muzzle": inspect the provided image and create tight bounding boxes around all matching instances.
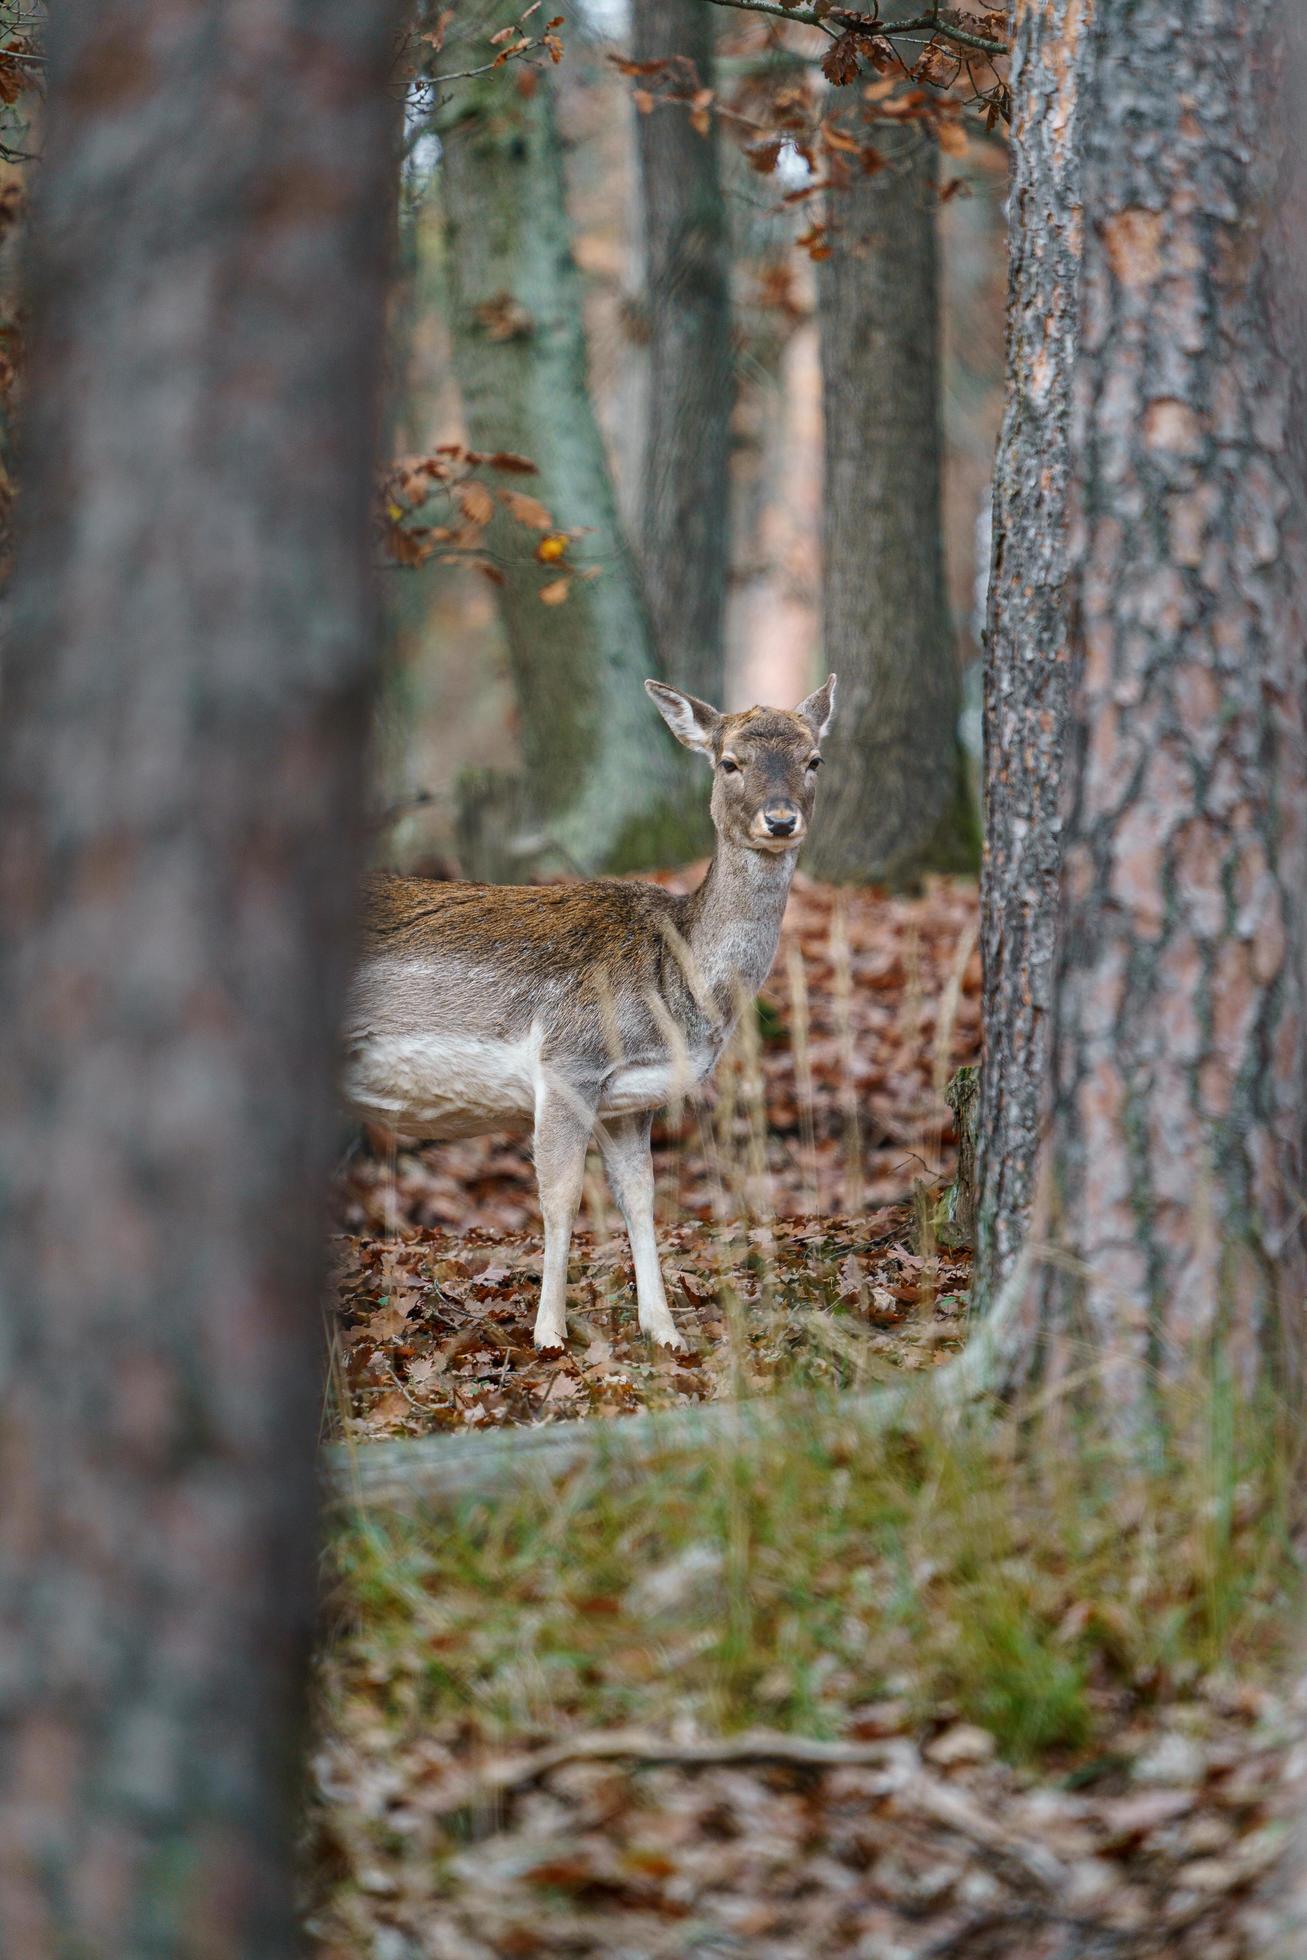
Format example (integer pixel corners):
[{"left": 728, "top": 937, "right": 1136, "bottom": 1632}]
[{"left": 752, "top": 802, "right": 803, "bottom": 847}]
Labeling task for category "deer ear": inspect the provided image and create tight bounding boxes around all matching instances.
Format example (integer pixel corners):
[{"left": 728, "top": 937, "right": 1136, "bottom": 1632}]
[
  {"left": 797, "top": 673, "right": 837, "bottom": 742},
  {"left": 644, "top": 680, "right": 722, "bottom": 755}
]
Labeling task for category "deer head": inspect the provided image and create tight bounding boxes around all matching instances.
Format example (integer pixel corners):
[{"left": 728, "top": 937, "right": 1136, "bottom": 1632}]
[{"left": 645, "top": 676, "right": 837, "bottom": 854}]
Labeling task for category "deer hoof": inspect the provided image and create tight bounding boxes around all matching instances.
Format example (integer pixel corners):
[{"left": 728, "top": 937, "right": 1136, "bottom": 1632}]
[
  {"left": 534, "top": 1323, "right": 568, "bottom": 1352},
  {"left": 646, "top": 1323, "right": 688, "bottom": 1354}
]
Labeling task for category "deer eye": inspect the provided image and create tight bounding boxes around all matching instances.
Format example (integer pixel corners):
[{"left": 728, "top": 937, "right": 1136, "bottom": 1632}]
[
  {"left": 719, "top": 755, "right": 741, "bottom": 774},
  {"left": 806, "top": 754, "right": 823, "bottom": 771}
]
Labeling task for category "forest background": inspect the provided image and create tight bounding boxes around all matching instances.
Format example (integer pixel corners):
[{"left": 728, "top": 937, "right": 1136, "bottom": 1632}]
[{"left": 3, "top": 4, "right": 1307, "bottom": 1959}]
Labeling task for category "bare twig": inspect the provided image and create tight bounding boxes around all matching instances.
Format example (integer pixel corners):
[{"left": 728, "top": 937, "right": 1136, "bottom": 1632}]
[
  {"left": 699, "top": 0, "right": 838, "bottom": 35},
  {"left": 431, "top": 1723, "right": 1070, "bottom": 1895}
]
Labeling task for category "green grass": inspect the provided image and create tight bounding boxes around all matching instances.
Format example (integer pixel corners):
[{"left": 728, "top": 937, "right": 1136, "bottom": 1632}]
[{"left": 322, "top": 1370, "right": 1302, "bottom": 1771}]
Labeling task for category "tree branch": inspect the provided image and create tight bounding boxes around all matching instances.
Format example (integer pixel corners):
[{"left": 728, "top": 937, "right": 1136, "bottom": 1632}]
[{"left": 696, "top": 0, "right": 1008, "bottom": 60}]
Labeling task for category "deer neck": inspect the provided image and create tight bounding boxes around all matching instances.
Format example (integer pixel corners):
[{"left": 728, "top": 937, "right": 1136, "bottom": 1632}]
[{"left": 685, "top": 838, "right": 796, "bottom": 1021}]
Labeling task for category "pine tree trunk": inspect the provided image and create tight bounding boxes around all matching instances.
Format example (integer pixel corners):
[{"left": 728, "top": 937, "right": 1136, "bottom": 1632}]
[
  {"left": 0, "top": 5, "right": 397, "bottom": 1953},
  {"left": 973, "top": 0, "right": 1088, "bottom": 1311},
  {"left": 806, "top": 130, "right": 976, "bottom": 888},
  {"left": 632, "top": 0, "right": 732, "bottom": 704},
  {"left": 440, "top": 45, "right": 705, "bottom": 878},
  {"left": 1005, "top": 0, "right": 1307, "bottom": 1416}
]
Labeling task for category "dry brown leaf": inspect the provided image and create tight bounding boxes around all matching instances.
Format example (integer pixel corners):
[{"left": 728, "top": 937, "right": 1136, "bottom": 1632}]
[{"left": 500, "top": 489, "right": 553, "bottom": 530}]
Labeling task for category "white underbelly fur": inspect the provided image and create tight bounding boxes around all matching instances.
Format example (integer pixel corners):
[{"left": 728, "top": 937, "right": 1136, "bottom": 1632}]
[
  {"left": 344, "top": 1027, "right": 718, "bottom": 1139},
  {"left": 343, "top": 1031, "right": 539, "bottom": 1140}
]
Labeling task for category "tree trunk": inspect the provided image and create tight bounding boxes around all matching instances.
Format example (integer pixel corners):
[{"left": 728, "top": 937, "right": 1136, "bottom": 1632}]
[
  {"left": 0, "top": 1, "right": 43, "bottom": 591},
  {"left": 1004, "top": 0, "right": 1307, "bottom": 1417},
  {"left": 972, "top": 0, "right": 1088, "bottom": 1312},
  {"left": 0, "top": 4, "right": 397, "bottom": 1954},
  {"left": 631, "top": 0, "right": 733, "bottom": 704},
  {"left": 440, "top": 44, "right": 705, "bottom": 878},
  {"left": 806, "top": 129, "right": 976, "bottom": 888}
]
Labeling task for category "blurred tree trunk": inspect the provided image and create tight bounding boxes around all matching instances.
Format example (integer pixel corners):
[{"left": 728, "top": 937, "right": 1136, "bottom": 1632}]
[
  {"left": 806, "top": 129, "right": 976, "bottom": 888},
  {"left": 632, "top": 0, "right": 732, "bottom": 703},
  {"left": 972, "top": 0, "right": 1087, "bottom": 1312},
  {"left": 0, "top": 3, "right": 397, "bottom": 1954},
  {"left": 1001, "top": 0, "right": 1307, "bottom": 1419},
  {"left": 441, "top": 52, "right": 704, "bottom": 878},
  {"left": 0, "top": 2, "right": 43, "bottom": 591}
]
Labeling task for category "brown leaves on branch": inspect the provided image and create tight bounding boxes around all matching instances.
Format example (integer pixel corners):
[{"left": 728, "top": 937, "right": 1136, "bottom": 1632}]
[
  {"left": 488, "top": 12, "right": 564, "bottom": 71},
  {"left": 609, "top": 52, "right": 717, "bottom": 135},
  {"left": 376, "top": 444, "right": 581, "bottom": 602},
  {"left": 608, "top": 2, "right": 1007, "bottom": 259},
  {"left": 638, "top": 0, "right": 1012, "bottom": 217},
  {"left": 0, "top": 35, "right": 37, "bottom": 108},
  {"left": 821, "top": 30, "right": 888, "bottom": 87},
  {"left": 403, "top": 5, "right": 565, "bottom": 120}
]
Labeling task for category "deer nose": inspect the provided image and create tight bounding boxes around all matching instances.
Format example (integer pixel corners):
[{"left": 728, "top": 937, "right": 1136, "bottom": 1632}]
[{"left": 763, "top": 805, "right": 799, "bottom": 837}]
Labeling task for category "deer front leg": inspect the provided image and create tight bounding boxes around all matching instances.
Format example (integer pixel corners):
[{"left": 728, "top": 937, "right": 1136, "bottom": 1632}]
[
  {"left": 596, "top": 1111, "right": 686, "bottom": 1353},
  {"left": 532, "top": 1078, "right": 594, "bottom": 1350}
]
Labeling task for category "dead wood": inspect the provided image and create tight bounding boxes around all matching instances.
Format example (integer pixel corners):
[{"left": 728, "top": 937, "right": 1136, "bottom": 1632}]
[{"left": 431, "top": 1720, "right": 1069, "bottom": 1895}]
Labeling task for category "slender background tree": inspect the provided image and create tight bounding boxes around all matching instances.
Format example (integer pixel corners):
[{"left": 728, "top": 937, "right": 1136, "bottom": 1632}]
[
  {"left": 806, "top": 123, "right": 976, "bottom": 887},
  {"left": 631, "top": 0, "right": 734, "bottom": 705},
  {"left": 439, "top": 26, "right": 704, "bottom": 879},
  {"left": 0, "top": 2, "right": 398, "bottom": 1952}
]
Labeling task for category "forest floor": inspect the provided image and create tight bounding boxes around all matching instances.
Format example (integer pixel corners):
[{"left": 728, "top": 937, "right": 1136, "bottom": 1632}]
[{"left": 307, "top": 874, "right": 1304, "bottom": 1959}]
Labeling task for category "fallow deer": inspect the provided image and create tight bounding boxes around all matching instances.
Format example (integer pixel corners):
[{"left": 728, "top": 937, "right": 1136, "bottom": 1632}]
[{"left": 344, "top": 675, "right": 837, "bottom": 1352}]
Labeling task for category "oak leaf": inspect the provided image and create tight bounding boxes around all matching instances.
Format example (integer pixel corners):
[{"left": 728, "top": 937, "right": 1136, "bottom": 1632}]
[
  {"left": 456, "top": 481, "right": 495, "bottom": 526},
  {"left": 821, "top": 31, "right": 864, "bottom": 87},
  {"left": 500, "top": 489, "right": 553, "bottom": 530},
  {"left": 482, "top": 450, "right": 537, "bottom": 474}
]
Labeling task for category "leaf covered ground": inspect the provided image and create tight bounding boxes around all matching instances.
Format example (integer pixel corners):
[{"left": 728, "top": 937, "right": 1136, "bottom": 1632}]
[
  {"left": 307, "top": 1395, "right": 1302, "bottom": 1959},
  {"left": 330, "top": 874, "right": 981, "bottom": 1440}
]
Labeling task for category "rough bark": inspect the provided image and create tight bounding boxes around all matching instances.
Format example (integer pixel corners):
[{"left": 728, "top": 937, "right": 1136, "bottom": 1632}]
[
  {"left": 0, "top": 2, "right": 43, "bottom": 591},
  {"left": 0, "top": 4, "right": 397, "bottom": 1954},
  {"left": 806, "top": 129, "right": 976, "bottom": 888},
  {"left": 440, "top": 42, "right": 705, "bottom": 878},
  {"left": 632, "top": 0, "right": 733, "bottom": 703},
  {"left": 973, "top": 0, "right": 1088, "bottom": 1311},
  {"left": 1005, "top": 0, "right": 1307, "bottom": 1417}
]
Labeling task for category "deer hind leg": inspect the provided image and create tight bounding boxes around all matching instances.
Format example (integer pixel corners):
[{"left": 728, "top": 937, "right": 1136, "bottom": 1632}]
[
  {"left": 532, "top": 1077, "right": 594, "bottom": 1350},
  {"left": 596, "top": 1111, "right": 686, "bottom": 1352}
]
